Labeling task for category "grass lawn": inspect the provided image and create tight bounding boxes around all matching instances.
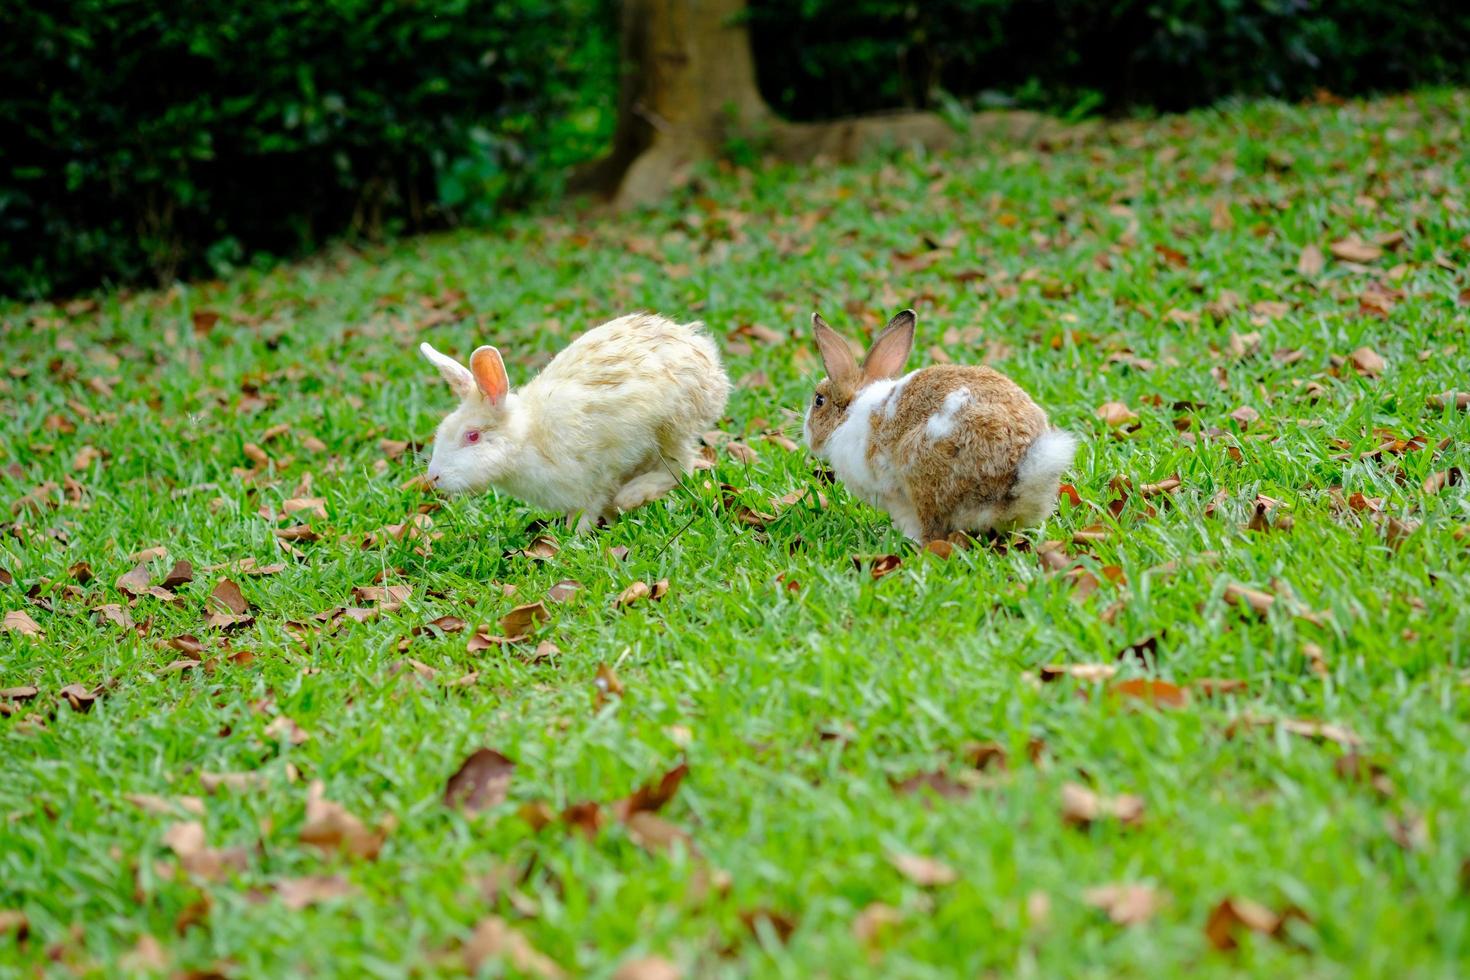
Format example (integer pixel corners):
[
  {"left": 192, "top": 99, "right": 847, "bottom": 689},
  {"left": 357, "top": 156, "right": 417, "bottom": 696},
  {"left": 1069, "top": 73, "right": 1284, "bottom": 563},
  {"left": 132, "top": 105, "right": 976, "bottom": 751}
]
[{"left": 3, "top": 89, "right": 1469, "bottom": 978}]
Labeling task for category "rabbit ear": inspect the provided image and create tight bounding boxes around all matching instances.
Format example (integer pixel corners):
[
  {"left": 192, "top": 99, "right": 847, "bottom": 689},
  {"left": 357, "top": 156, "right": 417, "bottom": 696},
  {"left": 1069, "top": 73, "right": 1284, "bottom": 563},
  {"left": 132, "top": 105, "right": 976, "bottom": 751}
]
[
  {"left": 862, "top": 309, "right": 916, "bottom": 381},
  {"left": 469, "top": 345, "right": 510, "bottom": 406},
  {"left": 813, "top": 313, "right": 859, "bottom": 388},
  {"left": 420, "top": 342, "right": 475, "bottom": 400}
]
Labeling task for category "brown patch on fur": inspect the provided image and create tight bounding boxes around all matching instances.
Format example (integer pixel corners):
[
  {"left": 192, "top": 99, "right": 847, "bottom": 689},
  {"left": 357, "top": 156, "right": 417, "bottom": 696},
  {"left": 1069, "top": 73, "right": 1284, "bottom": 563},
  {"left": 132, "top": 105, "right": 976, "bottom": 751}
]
[{"left": 870, "top": 365, "right": 1048, "bottom": 540}]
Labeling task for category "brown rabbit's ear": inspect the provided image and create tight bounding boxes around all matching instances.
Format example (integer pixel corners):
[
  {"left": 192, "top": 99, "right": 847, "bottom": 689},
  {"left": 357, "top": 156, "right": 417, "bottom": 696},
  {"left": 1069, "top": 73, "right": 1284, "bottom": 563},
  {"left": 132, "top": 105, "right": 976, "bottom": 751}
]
[
  {"left": 812, "top": 313, "right": 859, "bottom": 388},
  {"left": 862, "top": 309, "right": 916, "bottom": 381},
  {"left": 420, "top": 342, "right": 476, "bottom": 400},
  {"left": 469, "top": 345, "right": 510, "bottom": 406}
]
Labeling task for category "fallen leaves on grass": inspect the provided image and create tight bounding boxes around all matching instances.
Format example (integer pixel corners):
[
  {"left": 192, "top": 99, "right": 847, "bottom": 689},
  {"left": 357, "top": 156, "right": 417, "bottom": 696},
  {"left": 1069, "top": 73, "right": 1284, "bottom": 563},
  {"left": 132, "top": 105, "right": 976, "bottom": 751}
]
[
  {"left": 1111, "top": 678, "right": 1189, "bottom": 708},
  {"left": 1297, "top": 244, "right": 1325, "bottom": 275},
  {"left": 299, "top": 781, "right": 386, "bottom": 860},
  {"left": 124, "top": 793, "right": 206, "bottom": 818},
  {"left": 58, "top": 684, "right": 98, "bottom": 712},
  {"left": 116, "top": 562, "right": 152, "bottom": 597},
  {"left": 1426, "top": 390, "right": 1469, "bottom": 411},
  {"left": 614, "top": 763, "right": 689, "bottom": 821},
  {"left": 120, "top": 934, "right": 169, "bottom": 972},
  {"left": 1223, "top": 582, "right": 1275, "bottom": 617},
  {"left": 352, "top": 584, "right": 411, "bottom": 607},
  {"left": 3, "top": 610, "right": 43, "bottom": 637},
  {"left": 612, "top": 956, "right": 681, "bottom": 980},
  {"left": 0, "top": 910, "right": 28, "bottom": 942},
  {"left": 594, "top": 663, "right": 624, "bottom": 707},
  {"left": 206, "top": 579, "right": 251, "bottom": 630},
  {"left": 1083, "top": 883, "right": 1165, "bottom": 925},
  {"left": 1348, "top": 346, "right": 1386, "bottom": 377},
  {"left": 462, "top": 916, "right": 564, "bottom": 978},
  {"left": 853, "top": 554, "right": 903, "bottom": 580},
  {"left": 275, "top": 875, "right": 356, "bottom": 909},
  {"left": 96, "top": 604, "right": 134, "bottom": 629},
  {"left": 500, "top": 601, "right": 549, "bottom": 638},
  {"left": 1422, "top": 468, "right": 1463, "bottom": 496},
  {"left": 625, "top": 812, "right": 696, "bottom": 855},
  {"left": 163, "top": 822, "right": 249, "bottom": 882},
  {"left": 1096, "top": 401, "right": 1140, "bottom": 427},
  {"left": 852, "top": 902, "right": 903, "bottom": 952},
  {"left": 1328, "top": 237, "right": 1381, "bottom": 263},
  {"left": 889, "top": 852, "right": 957, "bottom": 886},
  {"left": 444, "top": 749, "right": 515, "bottom": 813},
  {"left": 281, "top": 496, "right": 327, "bottom": 520},
  {"left": 1040, "top": 663, "right": 1117, "bottom": 683},
  {"left": 1205, "top": 897, "right": 1307, "bottom": 951},
  {"left": 514, "top": 535, "right": 561, "bottom": 560},
  {"left": 546, "top": 580, "right": 582, "bottom": 604},
  {"left": 160, "top": 560, "right": 193, "bottom": 589},
  {"left": 1226, "top": 714, "right": 1362, "bottom": 747},
  {"left": 1061, "top": 783, "right": 1144, "bottom": 828},
  {"left": 200, "top": 771, "right": 268, "bottom": 794},
  {"left": 616, "top": 580, "right": 668, "bottom": 608}
]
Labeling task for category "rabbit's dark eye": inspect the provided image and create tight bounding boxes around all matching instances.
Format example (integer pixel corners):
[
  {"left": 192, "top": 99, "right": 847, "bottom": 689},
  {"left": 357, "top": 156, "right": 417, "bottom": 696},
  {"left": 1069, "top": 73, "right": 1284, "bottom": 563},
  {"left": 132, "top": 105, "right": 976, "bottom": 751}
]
[
  {"left": 464, "top": 430, "right": 481, "bottom": 444},
  {"left": 813, "top": 393, "right": 826, "bottom": 408}
]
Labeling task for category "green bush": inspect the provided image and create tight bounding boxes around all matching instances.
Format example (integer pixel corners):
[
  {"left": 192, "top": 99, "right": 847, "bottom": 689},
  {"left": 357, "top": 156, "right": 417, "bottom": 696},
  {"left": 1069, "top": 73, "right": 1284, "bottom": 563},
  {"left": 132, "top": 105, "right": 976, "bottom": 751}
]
[
  {"left": 748, "top": 0, "right": 1470, "bottom": 120},
  {"left": 0, "top": 0, "right": 616, "bottom": 297}
]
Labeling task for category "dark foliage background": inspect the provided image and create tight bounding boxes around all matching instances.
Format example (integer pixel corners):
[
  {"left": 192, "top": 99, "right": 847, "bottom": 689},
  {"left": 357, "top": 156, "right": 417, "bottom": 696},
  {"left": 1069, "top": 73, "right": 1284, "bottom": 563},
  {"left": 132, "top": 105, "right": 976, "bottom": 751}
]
[
  {"left": 4, "top": 0, "right": 1468, "bottom": 297},
  {"left": 0, "top": 0, "right": 617, "bottom": 297},
  {"left": 749, "top": 0, "right": 1470, "bottom": 119}
]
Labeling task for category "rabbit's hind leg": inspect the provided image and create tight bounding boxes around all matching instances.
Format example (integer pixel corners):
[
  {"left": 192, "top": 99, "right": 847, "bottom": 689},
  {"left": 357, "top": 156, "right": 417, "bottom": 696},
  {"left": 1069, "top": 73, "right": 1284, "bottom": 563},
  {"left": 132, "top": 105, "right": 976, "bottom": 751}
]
[{"left": 613, "top": 469, "right": 677, "bottom": 513}]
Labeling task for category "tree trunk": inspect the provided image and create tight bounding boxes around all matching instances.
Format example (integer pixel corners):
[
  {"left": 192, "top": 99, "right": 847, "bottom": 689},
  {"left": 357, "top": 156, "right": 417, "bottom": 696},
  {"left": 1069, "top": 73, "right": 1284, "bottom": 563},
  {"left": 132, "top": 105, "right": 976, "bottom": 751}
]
[{"left": 578, "top": 0, "right": 960, "bottom": 210}]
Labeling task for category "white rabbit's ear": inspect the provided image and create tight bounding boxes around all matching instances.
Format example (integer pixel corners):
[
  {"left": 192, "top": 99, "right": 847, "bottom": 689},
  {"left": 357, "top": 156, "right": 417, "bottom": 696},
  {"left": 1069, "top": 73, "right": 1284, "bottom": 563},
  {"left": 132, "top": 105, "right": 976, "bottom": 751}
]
[
  {"left": 420, "top": 342, "right": 476, "bottom": 400},
  {"left": 862, "top": 309, "right": 916, "bottom": 381},
  {"left": 469, "top": 345, "right": 510, "bottom": 406},
  {"left": 812, "top": 313, "right": 859, "bottom": 388}
]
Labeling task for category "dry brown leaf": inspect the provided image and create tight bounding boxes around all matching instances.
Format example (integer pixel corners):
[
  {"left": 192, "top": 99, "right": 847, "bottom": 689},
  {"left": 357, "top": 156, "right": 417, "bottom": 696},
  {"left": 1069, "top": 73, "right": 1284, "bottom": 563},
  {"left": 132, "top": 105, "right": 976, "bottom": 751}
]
[
  {"left": 299, "top": 781, "right": 385, "bottom": 860},
  {"left": 1329, "top": 237, "right": 1382, "bottom": 263},
  {"left": 160, "top": 560, "right": 193, "bottom": 589},
  {"left": 1226, "top": 714, "right": 1362, "bottom": 747},
  {"left": 1349, "top": 346, "right": 1386, "bottom": 377},
  {"left": 1426, "top": 390, "right": 1469, "bottom": 411},
  {"left": 615, "top": 763, "right": 689, "bottom": 820},
  {"left": 282, "top": 497, "right": 327, "bottom": 520},
  {"left": 96, "top": 603, "right": 134, "bottom": 629},
  {"left": 264, "top": 715, "right": 310, "bottom": 745},
  {"left": 594, "top": 663, "right": 624, "bottom": 706},
  {"left": 0, "top": 685, "right": 39, "bottom": 701},
  {"left": 0, "top": 910, "right": 28, "bottom": 942},
  {"left": 625, "top": 811, "right": 695, "bottom": 855},
  {"left": 200, "top": 771, "right": 267, "bottom": 794},
  {"left": 208, "top": 579, "right": 250, "bottom": 615},
  {"left": 612, "top": 955, "right": 681, "bottom": 980},
  {"left": 1083, "top": 883, "right": 1165, "bottom": 925},
  {"left": 124, "top": 793, "right": 206, "bottom": 817},
  {"left": 1040, "top": 663, "right": 1117, "bottom": 683},
  {"left": 546, "top": 580, "right": 582, "bottom": 604},
  {"left": 116, "top": 562, "right": 152, "bottom": 597},
  {"left": 120, "top": 934, "right": 169, "bottom": 972},
  {"left": 726, "top": 441, "right": 758, "bottom": 464},
  {"left": 462, "top": 916, "right": 564, "bottom": 978},
  {"left": 852, "top": 902, "right": 903, "bottom": 951},
  {"left": 443, "top": 748, "right": 515, "bottom": 812},
  {"left": 1422, "top": 468, "right": 1463, "bottom": 496},
  {"left": 889, "top": 852, "right": 957, "bottom": 886},
  {"left": 853, "top": 554, "right": 903, "bottom": 580},
  {"left": 353, "top": 584, "right": 411, "bottom": 606},
  {"left": 1229, "top": 405, "right": 1260, "bottom": 428},
  {"left": 163, "top": 821, "right": 248, "bottom": 881},
  {"left": 1096, "top": 401, "right": 1140, "bottom": 427},
  {"left": 1111, "top": 678, "right": 1189, "bottom": 709},
  {"left": 1209, "top": 198, "right": 1234, "bottom": 231},
  {"left": 58, "top": 684, "right": 97, "bottom": 712},
  {"left": 1223, "top": 582, "right": 1275, "bottom": 617},
  {"left": 1061, "top": 782, "right": 1144, "bottom": 828},
  {"left": 3, "top": 610, "right": 44, "bottom": 637},
  {"left": 275, "top": 875, "right": 356, "bottom": 910},
  {"left": 1204, "top": 897, "right": 1304, "bottom": 951},
  {"left": 500, "top": 601, "right": 549, "bottom": 638},
  {"left": 1297, "top": 244, "right": 1325, "bottom": 276},
  {"left": 616, "top": 581, "right": 651, "bottom": 607}
]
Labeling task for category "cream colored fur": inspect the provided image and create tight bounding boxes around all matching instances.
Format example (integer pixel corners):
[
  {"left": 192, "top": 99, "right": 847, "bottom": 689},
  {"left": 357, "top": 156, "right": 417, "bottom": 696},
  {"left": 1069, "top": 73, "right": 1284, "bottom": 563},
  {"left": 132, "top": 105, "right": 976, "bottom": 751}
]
[{"left": 422, "top": 313, "right": 730, "bottom": 525}]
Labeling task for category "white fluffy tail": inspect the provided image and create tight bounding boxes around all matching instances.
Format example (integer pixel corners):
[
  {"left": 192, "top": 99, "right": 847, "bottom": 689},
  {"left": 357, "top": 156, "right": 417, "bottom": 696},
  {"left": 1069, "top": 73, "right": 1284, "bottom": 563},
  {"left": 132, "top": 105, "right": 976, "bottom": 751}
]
[{"left": 1013, "top": 429, "right": 1078, "bottom": 518}]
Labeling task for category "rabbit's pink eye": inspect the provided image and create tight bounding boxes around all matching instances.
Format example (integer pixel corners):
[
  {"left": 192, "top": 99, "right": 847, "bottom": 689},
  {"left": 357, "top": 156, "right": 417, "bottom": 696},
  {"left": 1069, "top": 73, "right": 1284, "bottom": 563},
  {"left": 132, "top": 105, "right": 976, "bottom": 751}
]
[{"left": 464, "top": 430, "right": 480, "bottom": 444}]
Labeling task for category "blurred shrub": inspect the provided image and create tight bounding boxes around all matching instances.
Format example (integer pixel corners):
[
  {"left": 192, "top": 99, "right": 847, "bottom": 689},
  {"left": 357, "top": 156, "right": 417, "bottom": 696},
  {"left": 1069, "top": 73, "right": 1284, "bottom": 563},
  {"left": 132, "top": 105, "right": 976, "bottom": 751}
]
[
  {"left": 749, "top": 0, "right": 1470, "bottom": 120},
  {"left": 0, "top": 0, "right": 616, "bottom": 297}
]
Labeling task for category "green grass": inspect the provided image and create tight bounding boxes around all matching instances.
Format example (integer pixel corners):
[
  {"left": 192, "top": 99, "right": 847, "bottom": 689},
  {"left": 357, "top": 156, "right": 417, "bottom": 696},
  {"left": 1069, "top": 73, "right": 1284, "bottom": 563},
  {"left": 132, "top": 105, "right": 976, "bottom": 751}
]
[{"left": 3, "top": 89, "right": 1470, "bottom": 978}]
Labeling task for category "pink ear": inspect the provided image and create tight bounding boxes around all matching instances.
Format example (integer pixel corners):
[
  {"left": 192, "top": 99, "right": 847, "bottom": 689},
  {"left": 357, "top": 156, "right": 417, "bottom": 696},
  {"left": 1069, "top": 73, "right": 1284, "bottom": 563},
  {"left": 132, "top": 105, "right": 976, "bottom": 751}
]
[
  {"left": 812, "top": 313, "right": 860, "bottom": 387},
  {"left": 862, "top": 310, "right": 916, "bottom": 381},
  {"left": 469, "top": 346, "right": 509, "bottom": 405}
]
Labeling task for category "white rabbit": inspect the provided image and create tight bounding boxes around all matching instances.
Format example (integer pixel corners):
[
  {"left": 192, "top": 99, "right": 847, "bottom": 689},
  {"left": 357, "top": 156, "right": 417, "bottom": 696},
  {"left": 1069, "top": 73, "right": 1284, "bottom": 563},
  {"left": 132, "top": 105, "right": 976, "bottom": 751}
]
[
  {"left": 421, "top": 312, "right": 730, "bottom": 529},
  {"left": 804, "top": 309, "right": 1076, "bottom": 542}
]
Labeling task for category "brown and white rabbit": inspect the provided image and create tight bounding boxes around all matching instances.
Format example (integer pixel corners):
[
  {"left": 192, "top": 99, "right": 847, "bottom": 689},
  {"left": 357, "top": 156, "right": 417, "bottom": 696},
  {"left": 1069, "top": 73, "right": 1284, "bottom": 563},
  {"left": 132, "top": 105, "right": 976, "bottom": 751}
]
[
  {"left": 421, "top": 313, "right": 730, "bottom": 530},
  {"left": 803, "top": 309, "right": 1076, "bottom": 542}
]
